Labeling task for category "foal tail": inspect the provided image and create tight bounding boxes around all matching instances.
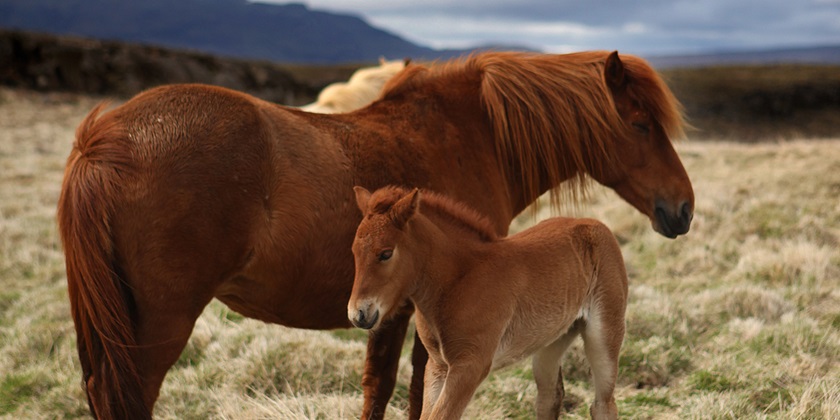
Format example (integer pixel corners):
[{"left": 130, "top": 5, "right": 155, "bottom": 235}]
[{"left": 57, "top": 104, "right": 149, "bottom": 419}]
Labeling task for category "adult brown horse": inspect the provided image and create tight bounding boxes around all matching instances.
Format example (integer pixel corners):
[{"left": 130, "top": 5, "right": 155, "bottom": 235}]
[{"left": 58, "top": 51, "right": 693, "bottom": 419}]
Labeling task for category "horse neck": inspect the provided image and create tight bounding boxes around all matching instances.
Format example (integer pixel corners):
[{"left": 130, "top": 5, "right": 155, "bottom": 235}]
[{"left": 336, "top": 79, "right": 526, "bottom": 234}]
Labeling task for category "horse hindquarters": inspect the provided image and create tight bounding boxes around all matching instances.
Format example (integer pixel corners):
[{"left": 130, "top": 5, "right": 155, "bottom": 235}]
[{"left": 60, "top": 101, "right": 239, "bottom": 418}]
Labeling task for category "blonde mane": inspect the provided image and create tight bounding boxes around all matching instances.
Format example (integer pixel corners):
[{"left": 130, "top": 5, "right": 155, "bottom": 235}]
[
  {"left": 302, "top": 58, "right": 407, "bottom": 113},
  {"left": 381, "top": 51, "right": 685, "bottom": 207}
]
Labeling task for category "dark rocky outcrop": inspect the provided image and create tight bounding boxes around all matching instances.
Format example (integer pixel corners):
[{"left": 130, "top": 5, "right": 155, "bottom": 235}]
[{"left": 0, "top": 28, "right": 359, "bottom": 104}]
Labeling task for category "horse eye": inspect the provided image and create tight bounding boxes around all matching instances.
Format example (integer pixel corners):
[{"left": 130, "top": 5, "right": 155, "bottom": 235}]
[
  {"left": 632, "top": 122, "right": 650, "bottom": 135},
  {"left": 378, "top": 249, "right": 393, "bottom": 261}
]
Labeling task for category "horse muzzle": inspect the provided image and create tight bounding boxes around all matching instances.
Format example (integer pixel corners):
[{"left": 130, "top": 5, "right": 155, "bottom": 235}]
[{"left": 653, "top": 200, "right": 693, "bottom": 239}]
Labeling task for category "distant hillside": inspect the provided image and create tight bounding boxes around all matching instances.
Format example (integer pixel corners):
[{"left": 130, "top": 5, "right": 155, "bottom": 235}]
[
  {"left": 648, "top": 45, "right": 840, "bottom": 69},
  {"left": 0, "top": 0, "right": 457, "bottom": 63}
]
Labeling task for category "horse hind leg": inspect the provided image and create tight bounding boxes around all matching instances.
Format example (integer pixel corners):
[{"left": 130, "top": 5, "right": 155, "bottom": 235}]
[
  {"left": 128, "top": 271, "right": 217, "bottom": 413},
  {"left": 581, "top": 305, "right": 624, "bottom": 420},
  {"left": 408, "top": 328, "right": 429, "bottom": 420},
  {"left": 532, "top": 320, "right": 583, "bottom": 420}
]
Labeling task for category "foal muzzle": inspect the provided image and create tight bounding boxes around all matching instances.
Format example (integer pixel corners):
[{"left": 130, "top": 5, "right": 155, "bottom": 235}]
[{"left": 351, "top": 308, "right": 380, "bottom": 330}]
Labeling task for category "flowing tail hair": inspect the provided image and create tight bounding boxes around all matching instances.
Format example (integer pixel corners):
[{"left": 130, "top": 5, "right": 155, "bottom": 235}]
[{"left": 57, "top": 103, "right": 150, "bottom": 419}]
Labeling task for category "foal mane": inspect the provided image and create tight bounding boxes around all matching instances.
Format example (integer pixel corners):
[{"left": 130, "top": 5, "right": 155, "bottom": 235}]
[
  {"left": 369, "top": 186, "right": 498, "bottom": 242},
  {"left": 382, "top": 51, "right": 685, "bottom": 207}
]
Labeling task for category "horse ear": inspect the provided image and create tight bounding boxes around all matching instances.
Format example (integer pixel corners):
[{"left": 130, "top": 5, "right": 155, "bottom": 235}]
[
  {"left": 391, "top": 188, "right": 420, "bottom": 227},
  {"left": 604, "top": 51, "right": 626, "bottom": 91},
  {"left": 354, "top": 186, "right": 372, "bottom": 215}
]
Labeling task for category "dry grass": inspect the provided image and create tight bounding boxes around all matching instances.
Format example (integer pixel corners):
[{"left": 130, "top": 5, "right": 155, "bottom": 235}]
[{"left": 0, "top": 86, "right": 838, "bottom": 419}]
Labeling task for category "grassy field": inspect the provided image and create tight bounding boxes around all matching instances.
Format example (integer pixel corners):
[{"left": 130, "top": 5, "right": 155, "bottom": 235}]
[{"left": 0, "top": 86, "right": 838, "bottom": 419}]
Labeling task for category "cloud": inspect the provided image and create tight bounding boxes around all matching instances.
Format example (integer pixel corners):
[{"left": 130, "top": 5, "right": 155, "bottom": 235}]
[{"left": 258, "top": 0, "right": 840, "bottom": 55}]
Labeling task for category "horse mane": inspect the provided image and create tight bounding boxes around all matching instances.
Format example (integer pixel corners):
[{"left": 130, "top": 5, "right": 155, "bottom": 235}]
[
  {"left": 302, "top": 58, "right": 407, "bottom": 113},
  {"left": 368, "top": 186, "right": 498, "bottom": 242},
  {"left": 381, "top": 51, "right": 685, "bottom": 208}
]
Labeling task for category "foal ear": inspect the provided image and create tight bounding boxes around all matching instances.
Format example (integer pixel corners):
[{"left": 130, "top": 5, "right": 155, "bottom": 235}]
[
  {"left": 604, "top": 51, "right": 626, "bottom": 91},
  {"left": 354, "top": 186, "right": 373, "bottom": 215},
  {"left": 392, "top": 188, "right": 420, "bottom": 227}
]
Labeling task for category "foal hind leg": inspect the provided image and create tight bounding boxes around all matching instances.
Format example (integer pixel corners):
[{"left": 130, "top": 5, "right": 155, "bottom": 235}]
[
  {"left": 360, "top": 303, "right": 413, "bottom": 420},
  {"left": 581, "top": 307, "right": 624, "bottom": 420},
  {"left": 532, "top": 321, "right": 583, "bottom": 420}
]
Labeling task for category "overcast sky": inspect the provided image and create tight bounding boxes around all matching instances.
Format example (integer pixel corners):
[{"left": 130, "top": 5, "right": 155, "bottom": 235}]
[{"left": 261, "top": 0, "right": 840, "bottom": 56}]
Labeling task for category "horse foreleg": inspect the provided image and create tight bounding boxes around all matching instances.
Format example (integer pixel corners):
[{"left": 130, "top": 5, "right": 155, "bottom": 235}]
[
  {"left": 408, "top": 329, "right": 428, "bottom": 420},
  {"left": 360, "top": 304, "right": 413, "bottom": 419}
]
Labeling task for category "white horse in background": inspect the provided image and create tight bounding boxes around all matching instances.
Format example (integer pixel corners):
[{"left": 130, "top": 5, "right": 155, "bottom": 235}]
[{"left": 301, "top": 57, "right": 408, "bottom": 113}]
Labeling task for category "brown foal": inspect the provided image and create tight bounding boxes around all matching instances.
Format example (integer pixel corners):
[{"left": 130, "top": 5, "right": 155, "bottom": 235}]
[{"left": 349, "top": 186, "right": 629, "bottom": 419}]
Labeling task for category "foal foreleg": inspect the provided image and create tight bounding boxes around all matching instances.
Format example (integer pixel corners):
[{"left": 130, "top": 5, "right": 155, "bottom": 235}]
[
  {"left": 360, "top": 304, "right": 413, "bottom": 420},
  {"left": 421, "top": 360, "right": 490, "bottom": 420},
  {"left": 420, "top": 358, "right": 447, "bottom": 418}
]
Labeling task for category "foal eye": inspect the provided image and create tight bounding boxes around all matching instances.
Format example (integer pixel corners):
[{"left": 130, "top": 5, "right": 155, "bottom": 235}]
[
  {"left": 632, "top": 122, "right": 651, "bottom": 135},
  {"left": 378, "top": 249, "right": 393, "bottom": 261}
]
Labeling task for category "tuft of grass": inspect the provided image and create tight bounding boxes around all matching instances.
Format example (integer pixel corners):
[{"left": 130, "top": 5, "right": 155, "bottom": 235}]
[
  {"left": 0, "top": 371, "right": 56, "bottom": 415},
  {"left": 329, "top": 328, "right": 369, "bottom": 343},
  {"left": 688, "top": 369, "right": 740, "bottom": 393}
]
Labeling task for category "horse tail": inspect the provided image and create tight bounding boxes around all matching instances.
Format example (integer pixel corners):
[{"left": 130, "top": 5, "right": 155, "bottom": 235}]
[{"left": 57, "top": 103, "right": 149, "bottom": 419}]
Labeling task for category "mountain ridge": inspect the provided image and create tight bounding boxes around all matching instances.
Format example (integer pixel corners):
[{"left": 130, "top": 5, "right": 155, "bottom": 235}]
[{"left": 0, "top": 0, "right": 456, "bottom": 63}]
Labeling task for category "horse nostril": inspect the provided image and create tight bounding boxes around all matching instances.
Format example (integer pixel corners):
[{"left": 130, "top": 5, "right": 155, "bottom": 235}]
[
  {"left": 357, "top": 309, "right": 367, "bottom": 325},
  {"left": 680, "top": 201, "right": 693, "bottom": 225}
]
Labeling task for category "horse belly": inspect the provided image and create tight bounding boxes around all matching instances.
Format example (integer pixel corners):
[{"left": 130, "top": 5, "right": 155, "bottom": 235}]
[{"left": 211, "top": 137, "right": 361, "bottom": 329}]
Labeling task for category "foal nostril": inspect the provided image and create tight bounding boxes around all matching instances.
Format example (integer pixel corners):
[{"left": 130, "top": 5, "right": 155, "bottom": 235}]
[{"left": 352, "top": 308, "right": 380, "bottom": 330}]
